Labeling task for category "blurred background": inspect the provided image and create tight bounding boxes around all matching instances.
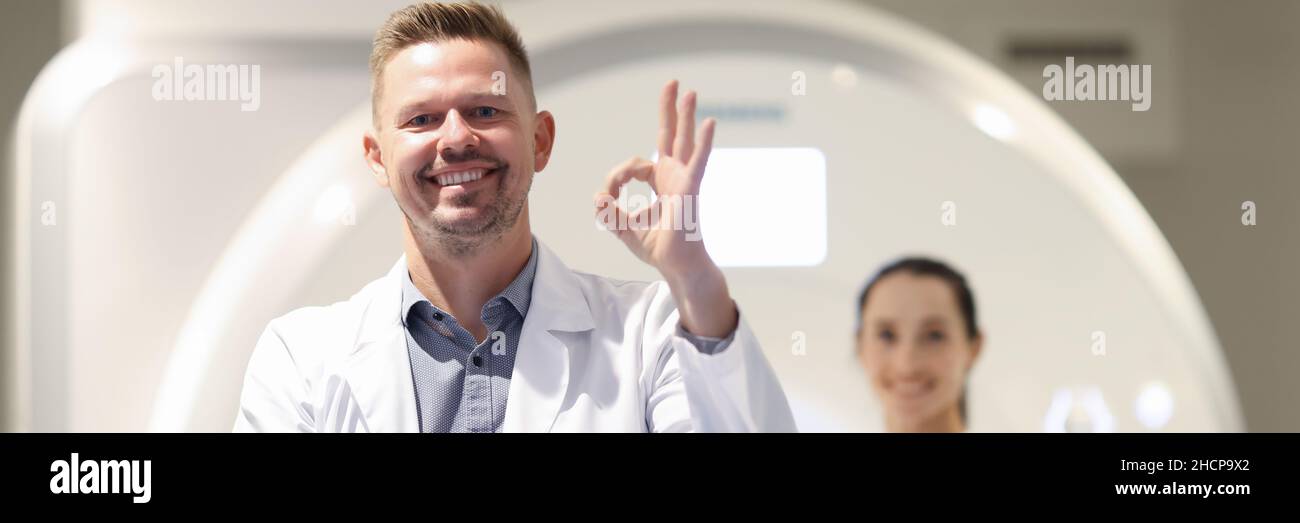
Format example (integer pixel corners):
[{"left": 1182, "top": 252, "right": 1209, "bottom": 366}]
[{"left": 1, "top": 0, "right": 1295, "bottom": 432}]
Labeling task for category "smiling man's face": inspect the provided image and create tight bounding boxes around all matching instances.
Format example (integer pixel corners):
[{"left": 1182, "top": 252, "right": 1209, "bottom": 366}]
[{"left": 365, "top": 38, "right": 554, "bottom": 255}]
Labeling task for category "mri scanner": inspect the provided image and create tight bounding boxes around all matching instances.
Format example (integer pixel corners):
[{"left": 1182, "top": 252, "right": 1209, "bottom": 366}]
[{"left": 6, "top": 0, "right": 1243, "bottom": 432}]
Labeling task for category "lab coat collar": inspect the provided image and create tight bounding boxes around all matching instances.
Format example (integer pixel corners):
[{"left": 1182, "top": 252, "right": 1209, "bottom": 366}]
[{"left": 347, "top": 240, "right": 595, "bottom": 432}]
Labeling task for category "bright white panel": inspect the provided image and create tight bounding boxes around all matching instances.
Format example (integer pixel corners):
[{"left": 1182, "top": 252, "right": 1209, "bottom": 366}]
[{"left": 699, "top": 147, "right": 827, "bottom": 267}]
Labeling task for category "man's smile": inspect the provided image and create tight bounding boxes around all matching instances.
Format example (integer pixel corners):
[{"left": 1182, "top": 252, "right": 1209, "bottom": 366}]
[
  {"left": 434, "top": 167, "right": 488, "bottom": 186},
  {"left": 419, "top": 163, "right": 506, "bottom": 191}
]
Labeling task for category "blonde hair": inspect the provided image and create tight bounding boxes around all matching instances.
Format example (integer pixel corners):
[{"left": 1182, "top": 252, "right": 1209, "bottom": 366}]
[{"left": 369, "top": 2, "right": 534, "bottom": 124}]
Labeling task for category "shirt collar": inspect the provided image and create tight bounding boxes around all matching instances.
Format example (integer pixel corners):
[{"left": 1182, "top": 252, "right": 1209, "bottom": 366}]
[{"left": 401, "top": 237, "right": 539, "bottom": 323}]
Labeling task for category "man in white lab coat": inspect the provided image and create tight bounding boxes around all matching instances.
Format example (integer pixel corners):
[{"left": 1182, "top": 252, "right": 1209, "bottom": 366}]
[{"left": 233, "top": 2, "right": 796, "bottom": 432}]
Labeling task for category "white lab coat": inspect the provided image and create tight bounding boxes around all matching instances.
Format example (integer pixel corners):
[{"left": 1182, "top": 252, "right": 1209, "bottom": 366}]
[{"left": 233, "top": 241, "right": 797, "bottom": 432}]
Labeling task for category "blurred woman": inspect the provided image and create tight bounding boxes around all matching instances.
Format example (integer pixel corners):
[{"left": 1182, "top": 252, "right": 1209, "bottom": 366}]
[{"left": 855, "top": 258, "right": 983, "bottom": 432}]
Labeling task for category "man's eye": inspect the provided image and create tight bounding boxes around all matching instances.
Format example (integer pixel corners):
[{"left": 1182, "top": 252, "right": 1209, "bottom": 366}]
[
  {"left": 878, "top": 330, "right": 895, "bottom": 344},
  {"left": 473, "top": 106, "right": 499, "bottom": 118},
  {"left": 408, "top": 115, "right": 431, "bottom": 126},
  {"left": 926, "top": 330, "right": 946, "bottom": 343}
]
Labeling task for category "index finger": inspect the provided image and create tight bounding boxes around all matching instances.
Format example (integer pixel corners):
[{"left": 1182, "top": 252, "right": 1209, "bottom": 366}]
[{"left": 602, "top": 156, "right": 656, "bottom": 198}]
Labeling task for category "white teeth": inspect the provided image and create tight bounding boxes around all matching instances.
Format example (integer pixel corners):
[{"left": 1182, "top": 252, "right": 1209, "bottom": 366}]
[{"left": 434, "top": 168, "right": 488, "bottom": 186}]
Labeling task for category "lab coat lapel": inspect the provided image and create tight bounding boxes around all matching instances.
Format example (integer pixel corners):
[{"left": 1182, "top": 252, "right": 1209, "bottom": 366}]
[
  {"left": 341, "top": 244, "right": 594, "bottom": 433},
  {"left": 342, "top": 256, "right": 420, "bottom": 433},
  {"left": 502, "top": 242, "right": 595, "bottom": 432}
]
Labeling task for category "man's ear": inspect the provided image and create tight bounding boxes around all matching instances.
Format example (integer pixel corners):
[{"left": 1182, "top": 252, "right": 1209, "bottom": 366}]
[
  {"left": 363, "top": 129, "right": 390, "bottom": 188},
  {"left": 532, "top": 110, "right": 556, "bottom": 172}
]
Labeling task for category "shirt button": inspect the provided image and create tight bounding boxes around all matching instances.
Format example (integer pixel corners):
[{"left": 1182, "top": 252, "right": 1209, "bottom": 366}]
[
  {"left": 432, "top": 311, "right": 444, "bottom": 321},
  {"left": 471, "top": 355, "right": 483, "bottom": 367},
  {"left": 436, "top": 323, "right": 454, "bottom": 337}
]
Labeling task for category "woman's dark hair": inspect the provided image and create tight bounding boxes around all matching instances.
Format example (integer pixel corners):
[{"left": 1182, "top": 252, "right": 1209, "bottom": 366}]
[{"left": 854, "top": 257, "right": 979, "bottom": 423}]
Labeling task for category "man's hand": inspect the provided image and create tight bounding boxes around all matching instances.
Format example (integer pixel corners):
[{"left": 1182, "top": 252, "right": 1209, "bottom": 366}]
[{"left": 594, "top": 80, "right": 737, "bottom": 338}]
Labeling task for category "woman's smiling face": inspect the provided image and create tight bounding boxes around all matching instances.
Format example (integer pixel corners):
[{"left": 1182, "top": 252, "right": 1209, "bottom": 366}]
[{"left": 857, "top": 272, "right": 981, "bottom": 428}]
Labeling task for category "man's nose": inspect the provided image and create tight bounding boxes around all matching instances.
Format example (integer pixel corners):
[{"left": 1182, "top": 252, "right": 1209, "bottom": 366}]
[{"left": 438, "top": 109, "right": 479, "bottom": 155}]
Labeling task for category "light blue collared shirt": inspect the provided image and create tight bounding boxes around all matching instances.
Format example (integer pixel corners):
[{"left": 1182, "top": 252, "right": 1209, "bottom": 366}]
[{"left": 401, "top": 238, "right": 735, "bottom": 433}]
